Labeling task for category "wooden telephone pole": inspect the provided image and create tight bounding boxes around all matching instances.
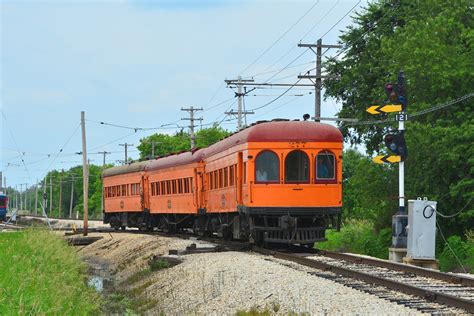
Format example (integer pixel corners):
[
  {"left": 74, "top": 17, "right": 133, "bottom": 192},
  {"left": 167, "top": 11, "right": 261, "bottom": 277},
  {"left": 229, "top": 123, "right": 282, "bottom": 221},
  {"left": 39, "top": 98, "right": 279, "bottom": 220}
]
[
  {"left": 297, "top": 39, "right": 342, "bottom": 121},
  {"left": 181, "top": 107, "right": 203, "bottom": 149},
  {"left": 81, "top": 111, "right": 89, "bottom": 236}
]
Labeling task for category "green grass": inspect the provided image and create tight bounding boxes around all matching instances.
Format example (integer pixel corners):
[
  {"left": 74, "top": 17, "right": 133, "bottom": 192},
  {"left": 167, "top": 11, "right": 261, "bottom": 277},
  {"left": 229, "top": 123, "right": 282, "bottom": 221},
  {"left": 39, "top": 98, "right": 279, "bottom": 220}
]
[{"left": 0, "top": 229, "right": 101, "bottom": 315}]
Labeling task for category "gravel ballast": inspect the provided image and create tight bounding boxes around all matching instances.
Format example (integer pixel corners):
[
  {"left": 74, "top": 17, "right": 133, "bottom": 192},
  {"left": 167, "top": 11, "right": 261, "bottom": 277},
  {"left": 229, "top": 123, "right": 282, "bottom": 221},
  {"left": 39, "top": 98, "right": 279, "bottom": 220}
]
[{"left": 80, "top": 233, "right": 423, "bottom": 315}]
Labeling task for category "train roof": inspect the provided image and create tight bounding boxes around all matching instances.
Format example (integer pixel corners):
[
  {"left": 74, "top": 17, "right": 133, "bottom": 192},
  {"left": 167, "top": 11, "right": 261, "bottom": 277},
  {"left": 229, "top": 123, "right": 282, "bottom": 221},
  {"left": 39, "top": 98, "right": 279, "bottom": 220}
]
[
  {"left": 203, "top": 120, "right": 342, "bottom": 157},
  {"left": 104, "top": 121, "right": 342, "bottom": 174},
  {"left": 103, "top": 160, "right": 149, "bottom": 178},
  {"left": 145, "top": 149, "right": 206, "bottom": 172}
]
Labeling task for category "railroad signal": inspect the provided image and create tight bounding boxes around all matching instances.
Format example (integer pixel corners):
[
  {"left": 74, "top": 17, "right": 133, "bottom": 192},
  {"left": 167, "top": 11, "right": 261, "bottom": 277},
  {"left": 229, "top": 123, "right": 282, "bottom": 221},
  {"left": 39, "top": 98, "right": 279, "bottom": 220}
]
[{"left": 384, "top": 133, "right": 407, "bottom": 160}]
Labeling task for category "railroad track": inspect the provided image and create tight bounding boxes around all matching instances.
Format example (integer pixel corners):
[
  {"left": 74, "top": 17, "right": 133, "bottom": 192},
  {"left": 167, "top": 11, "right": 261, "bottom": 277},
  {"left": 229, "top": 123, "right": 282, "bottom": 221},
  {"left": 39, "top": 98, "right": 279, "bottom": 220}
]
[
  {"left": 255, "top": 247, "right": 474, "bottom": 314},
  {"left": 39, "top": 225, "right": 474, "bottom": 313}
]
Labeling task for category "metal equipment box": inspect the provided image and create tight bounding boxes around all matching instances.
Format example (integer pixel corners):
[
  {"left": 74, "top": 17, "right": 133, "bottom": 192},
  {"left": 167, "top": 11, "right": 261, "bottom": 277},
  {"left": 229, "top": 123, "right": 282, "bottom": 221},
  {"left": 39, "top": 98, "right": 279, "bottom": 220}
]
[{"left": 407, "top": 199, "right": 437, "bottom": 260}]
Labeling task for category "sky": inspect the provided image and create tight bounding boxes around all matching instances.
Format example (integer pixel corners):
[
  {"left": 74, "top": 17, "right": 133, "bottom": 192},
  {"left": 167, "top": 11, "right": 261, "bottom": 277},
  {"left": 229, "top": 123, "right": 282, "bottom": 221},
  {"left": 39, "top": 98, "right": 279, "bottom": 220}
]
[{"left": 1, "top": 0, "right": 367, "bottom": 189}]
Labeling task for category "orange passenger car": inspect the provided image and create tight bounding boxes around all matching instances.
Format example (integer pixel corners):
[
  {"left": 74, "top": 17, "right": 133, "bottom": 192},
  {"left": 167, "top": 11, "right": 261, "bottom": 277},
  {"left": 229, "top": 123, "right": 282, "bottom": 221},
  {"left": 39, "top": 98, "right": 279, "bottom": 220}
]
[{"left": 103, "top": 120, "right": 343, "bottom": 244}]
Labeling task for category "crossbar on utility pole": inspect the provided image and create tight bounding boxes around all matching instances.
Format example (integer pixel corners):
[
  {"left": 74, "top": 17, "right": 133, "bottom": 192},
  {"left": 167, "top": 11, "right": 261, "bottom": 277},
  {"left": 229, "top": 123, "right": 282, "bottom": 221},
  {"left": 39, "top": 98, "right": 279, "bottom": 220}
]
[
  {"left": 119, "top": 144, "right": 133, "bottom": 164},
  {"left": 297, "top": 39, "right": 342, "bottom": 122},
  {"left": 224, "top": 77, "right": 255, "bottom": 130},
  {"left": 181, "top": 106, "right": 203, "bottom": 149}
]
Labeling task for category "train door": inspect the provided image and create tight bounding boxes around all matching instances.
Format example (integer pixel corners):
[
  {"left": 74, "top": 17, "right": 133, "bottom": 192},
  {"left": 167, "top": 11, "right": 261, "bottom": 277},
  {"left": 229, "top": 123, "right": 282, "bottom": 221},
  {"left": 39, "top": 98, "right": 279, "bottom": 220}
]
[
  {"left": 141, "top": 174, "right": 149, "bottom": 211},
  {"left": 237, "top": 152, "right": 243, "bottom": 205}
]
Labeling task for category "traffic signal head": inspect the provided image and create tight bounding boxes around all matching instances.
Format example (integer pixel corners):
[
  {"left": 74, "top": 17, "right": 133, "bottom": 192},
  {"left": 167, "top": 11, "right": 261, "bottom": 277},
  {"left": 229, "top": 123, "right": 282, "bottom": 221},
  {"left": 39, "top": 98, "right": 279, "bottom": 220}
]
[
  {"left": 384, "top": 133, "right": 408, "bottom": 160},
  {"left": 385, "top": 81, "right": 407, "bottom": 111}
]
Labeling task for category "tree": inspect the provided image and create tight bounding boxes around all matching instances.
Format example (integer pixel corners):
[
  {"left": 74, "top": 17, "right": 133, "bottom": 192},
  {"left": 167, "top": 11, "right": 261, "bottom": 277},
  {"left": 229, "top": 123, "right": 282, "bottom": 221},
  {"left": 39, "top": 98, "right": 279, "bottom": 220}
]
[
  {"left": 137, "top": 125, "right": 230, "bottom": 159},
  {"left": 324, "top": 0, "right": 473, "bottom": 237}
]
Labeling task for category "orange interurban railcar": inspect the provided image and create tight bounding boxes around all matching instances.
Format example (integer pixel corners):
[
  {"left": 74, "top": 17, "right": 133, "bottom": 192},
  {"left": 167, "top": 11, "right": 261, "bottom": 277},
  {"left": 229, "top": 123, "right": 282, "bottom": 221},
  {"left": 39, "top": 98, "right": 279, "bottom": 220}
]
[{"left": 103, "top": 120, "right": 343, "bottom": 245}]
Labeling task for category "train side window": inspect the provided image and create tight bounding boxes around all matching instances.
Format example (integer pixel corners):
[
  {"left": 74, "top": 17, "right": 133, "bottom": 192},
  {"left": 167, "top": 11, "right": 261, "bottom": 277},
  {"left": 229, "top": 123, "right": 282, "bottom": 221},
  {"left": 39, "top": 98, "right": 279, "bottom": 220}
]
[
  {"left": 160, "top": 182, "right": 165, "bottom": 196},
  {"left": 229, "top": 165, "right": 235, "bottom": 186},
  {"left": 243, "top": 162, "right": 247, "bottom": 184},
  {"left": 285, "top": 150, "right": 309, "bottom": 183},
  {"left": 178, "top": 179, "right": 183, "bottom": 194},
  {"left": 208, "top": 173, "right": 212, "bottom": 190},
  {"left": 224, "top": 168, "right": 228, "bottom": 187},
  {"left": 213, "top": 170, "right": 218, "bottom": 189},
  {"left": 122, "top": 185, "right": 126, "bottom": 196},
  {"left": 151, "top": 183, "right": 155, "bottom": 196},
  {"left": 255, "top": 150, "right": 280, "bottom": 183},
  {"left": 188, "top": 178, "right": 192, "bottom": 193},
  {"left": 316, "top": 151, "right": 336, "bottom": 181}
]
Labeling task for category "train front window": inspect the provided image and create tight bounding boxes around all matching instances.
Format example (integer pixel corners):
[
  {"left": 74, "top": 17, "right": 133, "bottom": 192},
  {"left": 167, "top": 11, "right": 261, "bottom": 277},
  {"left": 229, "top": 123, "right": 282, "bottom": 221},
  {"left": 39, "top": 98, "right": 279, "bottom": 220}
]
[
  {"left": 0, "top": 197, "right": 5, "bottom": 208},
  {"left": 316, "top": 151, "right": 335, "bottom": 180},
  {"left": 255, "top": 150, "right": 279, "bottom": 183},
  {"left": 285, "top": 150, "right": 309, "bottom": 183}
]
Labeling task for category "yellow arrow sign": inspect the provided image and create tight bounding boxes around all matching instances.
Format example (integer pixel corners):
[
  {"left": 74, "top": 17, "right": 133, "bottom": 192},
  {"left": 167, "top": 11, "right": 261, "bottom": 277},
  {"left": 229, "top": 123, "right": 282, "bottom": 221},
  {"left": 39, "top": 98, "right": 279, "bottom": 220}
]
[
  {"left": 373, "top": 155, "right": 402, "bottom": 164},
  {"left": 366, "top": 104, "right": 403, "bottom": 115},
  {"left": 367, "top": 105, "right": 381, "bottom": 115}
]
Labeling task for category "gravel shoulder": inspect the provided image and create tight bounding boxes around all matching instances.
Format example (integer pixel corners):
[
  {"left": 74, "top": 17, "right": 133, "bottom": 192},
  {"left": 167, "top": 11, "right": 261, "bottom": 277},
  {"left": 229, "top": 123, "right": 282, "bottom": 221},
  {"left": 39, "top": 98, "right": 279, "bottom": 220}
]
[{"left": 79, "top": 232, "right": 423, "bottom": 315}]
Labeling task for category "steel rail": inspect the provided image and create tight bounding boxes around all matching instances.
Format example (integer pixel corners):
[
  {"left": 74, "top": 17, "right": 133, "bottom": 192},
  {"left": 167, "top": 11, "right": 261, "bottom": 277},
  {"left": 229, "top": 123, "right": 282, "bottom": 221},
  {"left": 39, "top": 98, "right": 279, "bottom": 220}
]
[
  {"left": 317, "top": 249, "right": 474, "bottom": 287},
  {"left": 254, "top": 247, "right": 474, "bottom": 313}
]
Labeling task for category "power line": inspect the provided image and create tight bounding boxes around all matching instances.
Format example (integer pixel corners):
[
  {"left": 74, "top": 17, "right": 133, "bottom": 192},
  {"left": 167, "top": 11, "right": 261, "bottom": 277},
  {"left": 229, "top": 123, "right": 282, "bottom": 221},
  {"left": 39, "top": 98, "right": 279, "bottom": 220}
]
[
  {"left": 45, "top": 123, "right": 81, "bottom": 175},
  {"left": 1, "top": 111, "right": 32, "bottom": 180},
  {"left": 256, "top": 0, "right": 341, "bottom": 78},
  {"left": 249, "top": 78, "right": 303, "bottom": 111},
  {"left": 320, "top": 0, "right": 361, "bottom": 39},
  {"left": 239, "top": 0, "right": 321, "bottom": 76}
]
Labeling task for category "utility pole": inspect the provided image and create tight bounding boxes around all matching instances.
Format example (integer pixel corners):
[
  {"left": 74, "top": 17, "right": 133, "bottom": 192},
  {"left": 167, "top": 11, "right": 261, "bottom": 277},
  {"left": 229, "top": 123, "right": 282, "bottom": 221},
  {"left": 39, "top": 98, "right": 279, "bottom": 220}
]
[
  {"left": 69, "top": 177, "right": 75, "bottom": 219},
  {"left": 24, "top": 184, "right": 28, "bottom": 212},
  {"left": 34, "top": 179, "right": 38, "bottom": 215},
  {"left": 181, "top": 107, "right": 203, "bottom": 149},
  {"left": 98, "top": 151, "right": 111, "bottom": 166},
  {"left": 297, "top": 39, "right": 342, "bottom": 121},
  {"left": 119, "top": 144, "right": 133, "bottom": 164},
  {"left": 224, "top": 77, "right": 255, "bottom": 130},
  {"left": 81, "top": 111, "right": 89, "bottom": 236},
  {"left": 14, "top": 185, "right": 18, "bottom": 210},
  {"left": 49, "top": 173, "right": 53, "bottom": 215},
  {"left": 58, "top": 169, "right": 64, "bottom": 218}
]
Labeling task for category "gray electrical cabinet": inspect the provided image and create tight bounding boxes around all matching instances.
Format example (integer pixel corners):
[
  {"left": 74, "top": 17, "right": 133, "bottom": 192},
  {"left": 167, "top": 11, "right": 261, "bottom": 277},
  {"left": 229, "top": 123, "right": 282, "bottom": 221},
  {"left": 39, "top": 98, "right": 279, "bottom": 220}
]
[{"left": 407, "top": 199, "right": 437, "bottom": 260}]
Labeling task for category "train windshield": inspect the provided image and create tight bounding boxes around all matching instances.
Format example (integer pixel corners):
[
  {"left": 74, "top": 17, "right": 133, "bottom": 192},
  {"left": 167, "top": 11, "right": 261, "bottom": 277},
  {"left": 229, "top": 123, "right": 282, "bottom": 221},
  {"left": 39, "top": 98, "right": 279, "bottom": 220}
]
[
  {"left": 255, "top": 151, "right": 279, "bottom": 182},
  {"left": 285, "top": 150, "right": 309, "bottom": 183},
  {"left": 316, "top": 151, "right": 335, "bottom": 179}
]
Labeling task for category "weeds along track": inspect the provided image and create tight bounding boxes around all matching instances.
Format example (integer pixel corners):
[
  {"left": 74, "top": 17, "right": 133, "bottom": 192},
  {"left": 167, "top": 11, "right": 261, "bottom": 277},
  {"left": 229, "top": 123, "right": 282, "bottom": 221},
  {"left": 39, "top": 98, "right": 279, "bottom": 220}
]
[{"left": 255, "top": 247, "right": 474, "bottom": 315}]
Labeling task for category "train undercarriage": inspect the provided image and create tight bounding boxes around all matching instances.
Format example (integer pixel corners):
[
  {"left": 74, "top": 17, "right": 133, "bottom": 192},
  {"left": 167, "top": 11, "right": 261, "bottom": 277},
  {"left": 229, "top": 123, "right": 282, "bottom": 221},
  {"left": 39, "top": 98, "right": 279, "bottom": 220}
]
[{"left": 103, "top": 207, "right": 341, "bottom": 246}]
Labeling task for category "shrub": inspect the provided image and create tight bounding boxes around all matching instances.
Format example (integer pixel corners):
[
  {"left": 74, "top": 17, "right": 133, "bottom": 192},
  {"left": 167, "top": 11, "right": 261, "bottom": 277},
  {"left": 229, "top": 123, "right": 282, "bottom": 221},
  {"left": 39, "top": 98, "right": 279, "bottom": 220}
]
[
  {"left": 438, "top": 235, "right": 474, "bottom": 273},
  {"left": 317, "top": 220, "right": 391, "bottom": 259}
]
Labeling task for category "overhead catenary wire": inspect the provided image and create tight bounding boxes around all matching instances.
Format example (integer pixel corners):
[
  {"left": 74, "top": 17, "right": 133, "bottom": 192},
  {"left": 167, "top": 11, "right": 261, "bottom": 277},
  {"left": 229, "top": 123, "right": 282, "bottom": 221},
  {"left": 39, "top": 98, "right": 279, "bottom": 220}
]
[
  {"left": 239, "top": 0, "right": 321, "bottom": 77},
  {"left": 255, "top": 0, "right": 341, "bottom": 78},
  {"left": 249, "top": 78, "right": 303, "bottom": 112},
  {"left": 320, "top": 0, "right": 361, "bottom": 39},
  {"left": 1, "top": 110, "right": 32, "bottom": 180},
  {"left": 44, "top": 123, "right": 81, "bottom": 173}
]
